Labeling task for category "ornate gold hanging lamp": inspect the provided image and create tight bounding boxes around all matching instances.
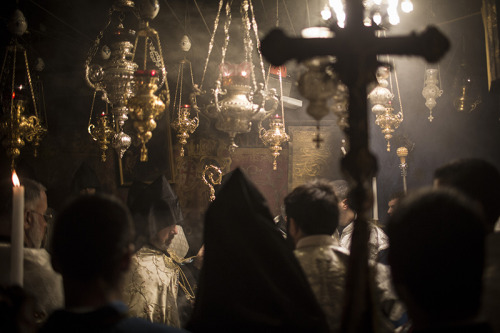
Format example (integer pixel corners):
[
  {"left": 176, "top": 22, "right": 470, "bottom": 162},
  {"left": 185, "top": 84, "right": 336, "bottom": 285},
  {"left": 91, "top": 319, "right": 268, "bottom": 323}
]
[
  {"left": 171, "top": 33, "right": 199, "bottom": 157},
  {"left": 259, "top": 63, "right": 289, "bottom": 170},
  {"left": 88, "top": 103, "right": 114, "bottom": 162},
  {"left": 258, "top": 2, "right": 288, "bottom": 170},
  {"left": 127, "top": 0, "right": 168, "bottom": 162},
  {"left": 368, "top": 62, "right": 403, "bottom": 152},
  {"left": 0, "top": 9, "right": 47, "bottom": 169},
  {"left": 191, "top": 0, "right": 278, "bottom": 153},
  {"left": 84, "top": 0, "right": 138, "bottom": 161}
]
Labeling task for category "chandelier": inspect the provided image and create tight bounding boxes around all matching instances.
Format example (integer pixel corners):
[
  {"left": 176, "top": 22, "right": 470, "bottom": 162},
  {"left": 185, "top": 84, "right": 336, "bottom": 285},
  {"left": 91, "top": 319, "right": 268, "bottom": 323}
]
[
  {"left": 85, "top": 0, "right": 167, "bottom": 161},
  {"left": 0, "top": 10, "right": 47, "bottom": 169},
  {"left": 192, "top": 0, "right": 278, "bottom": 153},
  {"left": 322, "top": 0, "right": 413, "bottom": 28},
  {"left": 171, "top": 36, "right": 199, "bottom": 157}
]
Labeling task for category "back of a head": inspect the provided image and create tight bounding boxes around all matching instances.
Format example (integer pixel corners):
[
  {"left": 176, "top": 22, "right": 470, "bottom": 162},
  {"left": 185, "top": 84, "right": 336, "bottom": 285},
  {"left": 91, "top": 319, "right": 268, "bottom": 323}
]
[
  {"left": 434, "top": 158, "right": 500, "bottom": 229},
  {"left": 285, "top": 179, "right": 339, "bottom": 235},
  {"left": 387, "top": 188, "right": 486, "bottom": 322},
  {"left": 331, "top": 180, "right": 349, "bottom": 202},
  {"left": 0, "top": 178, "right": 45, "bottom": 236},
  {"left": 51, "top": 194, "right": 134, "bottom": 285}
]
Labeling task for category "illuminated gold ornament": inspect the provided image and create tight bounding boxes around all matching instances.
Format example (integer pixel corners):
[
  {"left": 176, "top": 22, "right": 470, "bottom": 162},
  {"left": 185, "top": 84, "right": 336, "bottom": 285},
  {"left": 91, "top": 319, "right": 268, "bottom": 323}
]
[
  {"left": 84, "top": 1, "right": 137, "bottom": 159},
  {"left": 375, "top": 103, "right": 403, "bottom": 152},
  {"left": 171, "top": 105, "right": 198, "bottom": 157},
  {"left": 259, "top": 64, "right": 289, "bottom": 170},
  {"left": 397, "top": 146, "right": 409, "bottom": 194},
  {"left": 193, "top": 0, "right": 277, "bottom": 153},
  {"left": 0, "top": 10, "right": 47, "bottom": 169},
  {"left": 127, "top": 70, "right": 165, "bottom": 162},
  {"left": 259, "top": 115, "right": 289, "bottom": 170},
  {"left": 88, "top": 109, "right": 114, "bottom": 162},
  {"left": 171, "top": 36, "right": 199, "bottom": 157},
  {"left": 202, "top": 164, "right": 222, "bottom": 202},
  {"left": 368, "top": 64, "right": 404, "bottom": 152}
]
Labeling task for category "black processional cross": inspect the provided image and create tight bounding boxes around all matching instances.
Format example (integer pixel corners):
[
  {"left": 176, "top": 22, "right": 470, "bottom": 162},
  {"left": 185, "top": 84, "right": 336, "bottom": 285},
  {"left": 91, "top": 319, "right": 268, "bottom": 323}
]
[{"left": 261, "top": 2, "right": 449, "bottom": 332}]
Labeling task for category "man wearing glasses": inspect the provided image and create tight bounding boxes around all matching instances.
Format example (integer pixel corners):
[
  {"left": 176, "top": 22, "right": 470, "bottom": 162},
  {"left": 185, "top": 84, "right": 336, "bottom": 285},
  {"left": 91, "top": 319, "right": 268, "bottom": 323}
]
[{"left": 0, "top": 178, "right": 63, "bottom": 325}]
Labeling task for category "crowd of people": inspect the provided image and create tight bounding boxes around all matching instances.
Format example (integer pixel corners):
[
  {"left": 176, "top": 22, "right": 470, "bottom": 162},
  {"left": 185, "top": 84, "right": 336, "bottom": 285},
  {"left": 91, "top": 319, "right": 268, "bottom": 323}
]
[{"left": 0, "top": 157, "right": 499, "bottom": 332}]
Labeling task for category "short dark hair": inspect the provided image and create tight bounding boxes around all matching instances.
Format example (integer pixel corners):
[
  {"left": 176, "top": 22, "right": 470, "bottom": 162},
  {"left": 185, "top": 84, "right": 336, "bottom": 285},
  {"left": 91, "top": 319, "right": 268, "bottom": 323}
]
[
  {"left": 331, "top": 180, "right": 349, "bottom": 202},
  {"left": 388, "top": 191, "right": 405, "bottom": 202},
  {"left": 284, "top": 179, "right": 339, "bottom": 235},
  {"left": 388, "top": 188, "right": 486, "bottom": 322},
  {"left": 51, "top": 194, "right": 134, "bottom": 285},
  {"left": 434, "top": 158, "right": 500, "bottom": 229}
]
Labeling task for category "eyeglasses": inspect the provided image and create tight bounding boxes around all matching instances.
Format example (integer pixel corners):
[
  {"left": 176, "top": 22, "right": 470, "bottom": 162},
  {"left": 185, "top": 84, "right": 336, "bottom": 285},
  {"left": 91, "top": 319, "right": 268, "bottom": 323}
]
[{"left": 29, "top": 210, "right": 54, "bottom": 222}]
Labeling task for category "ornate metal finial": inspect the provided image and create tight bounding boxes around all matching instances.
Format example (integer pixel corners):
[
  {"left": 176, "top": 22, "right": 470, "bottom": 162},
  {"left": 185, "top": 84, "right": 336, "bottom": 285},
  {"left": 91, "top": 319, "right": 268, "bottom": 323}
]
[
  {"left": 202, "top": 164, "right": 222, "bottom": 202},
  {"left": 397, "top": 146, "right": 409, "bottom": 194}
]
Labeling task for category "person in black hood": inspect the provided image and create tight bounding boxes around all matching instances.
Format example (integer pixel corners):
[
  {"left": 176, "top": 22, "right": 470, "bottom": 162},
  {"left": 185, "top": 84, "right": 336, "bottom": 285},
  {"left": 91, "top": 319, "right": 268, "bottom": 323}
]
[{"left": 187, "top": 168, "right": 329, "bottom": 332}]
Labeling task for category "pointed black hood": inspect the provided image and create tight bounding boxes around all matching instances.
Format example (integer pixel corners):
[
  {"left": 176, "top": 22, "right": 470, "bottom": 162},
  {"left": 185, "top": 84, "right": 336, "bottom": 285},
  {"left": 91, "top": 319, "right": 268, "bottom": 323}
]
[
  {"left": 127, "top": 175, "right": 183, "bottom": 249},
  {"left": 187, "top": 168, "right": 328, "bottom": 332}
]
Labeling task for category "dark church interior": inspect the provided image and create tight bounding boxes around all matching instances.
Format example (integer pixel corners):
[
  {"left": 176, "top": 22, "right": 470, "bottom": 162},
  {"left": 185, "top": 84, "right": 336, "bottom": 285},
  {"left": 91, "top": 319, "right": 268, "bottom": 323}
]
[{"left": 0, "top": 0, "right": 499, "bottom": 332}]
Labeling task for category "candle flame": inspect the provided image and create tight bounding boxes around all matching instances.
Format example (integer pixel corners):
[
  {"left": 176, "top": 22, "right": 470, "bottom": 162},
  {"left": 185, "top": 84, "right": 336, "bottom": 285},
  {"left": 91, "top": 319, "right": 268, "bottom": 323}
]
[{"left": 12, "top": 171, "right": 20, "bottom": 187}]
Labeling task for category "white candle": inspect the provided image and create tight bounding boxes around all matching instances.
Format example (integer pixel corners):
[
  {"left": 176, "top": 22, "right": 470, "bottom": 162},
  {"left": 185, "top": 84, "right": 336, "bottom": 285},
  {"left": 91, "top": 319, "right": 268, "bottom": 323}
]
[
  {"left": 372, "top": 177, "right": 379, "bottom": 221},
  {"left": 11, "top": 172, "right": 24, "bottom": 286}
]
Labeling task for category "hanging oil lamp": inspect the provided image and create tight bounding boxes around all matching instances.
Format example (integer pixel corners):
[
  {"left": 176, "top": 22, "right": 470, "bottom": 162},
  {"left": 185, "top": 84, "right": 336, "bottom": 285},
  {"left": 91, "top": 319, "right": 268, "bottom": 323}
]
[
  {"left": 422, "top": 67, "right": 442, "bottom": 121},
  {"left": 171, "top": 35, "right": 199, "bottom": 157},
  {"left": 171, "top": 104, "right": 198, "bottom": 157},
  {"left": 0, "top": 9, "right": 47, "bottom": 169},
  {"left": 192, "top": 0, "right": 277, "bottom": 153},
  {"left": 88, "top": 109, "right": 114, "bottom": 162},
  {"left": 375, "top": 102, "right": 403, "bottom": 152},
  {"left": 368, "top": 65, "right": 404, "bottom": 151},
  {"left": 259, "top": 114, "right": 289, "bottom": 170},
  {"left": 127, "top": 69, "right": 165, "bottom": 162},
  {"left": 259, "top": 65, "right": 289, "bottom": 170},
  {"left": 84, "top": 0, "right": 137, "bottom": 159}
]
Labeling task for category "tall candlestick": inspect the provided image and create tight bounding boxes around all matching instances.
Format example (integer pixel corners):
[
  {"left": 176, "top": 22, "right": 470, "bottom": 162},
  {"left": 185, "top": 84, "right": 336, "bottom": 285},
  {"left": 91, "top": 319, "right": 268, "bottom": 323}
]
[
  {"left": 372, "top": 176, "right": 379, "bottom": 221},
  {"left": 11, "top": 171, "right": 24, "bottom": 286}
]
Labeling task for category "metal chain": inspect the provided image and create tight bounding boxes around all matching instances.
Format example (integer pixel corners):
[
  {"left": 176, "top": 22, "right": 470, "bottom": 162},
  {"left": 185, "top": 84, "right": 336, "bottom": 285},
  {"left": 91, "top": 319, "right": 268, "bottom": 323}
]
[
  {"left": 200, "top": 0, "right": 224, "bottom": 90},
  {"left": 173, "top": 62, "right": 182, "bottom": 119},
  {"left": 249, "top": 0, "right": 267, "bottom": 90},
  {"left": 23, "top": 49, "right": 38, "bottom": 118},
  {"left": 84, "top": 8, "right": 114, "bottom": 67},
  {"left": 88, "top": 91, "right": 97, "bottom": 128},
  {"left": 220, "top": 1, "right": 232, "bottom": 76},
  {"left": 241, "top": 1, "right": 256, "bottom": 90},
  {"left": 10, "top": 45, "right": 16, "bottom": 124}
]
